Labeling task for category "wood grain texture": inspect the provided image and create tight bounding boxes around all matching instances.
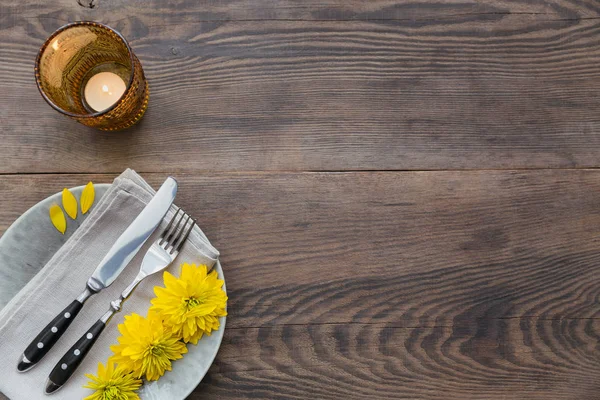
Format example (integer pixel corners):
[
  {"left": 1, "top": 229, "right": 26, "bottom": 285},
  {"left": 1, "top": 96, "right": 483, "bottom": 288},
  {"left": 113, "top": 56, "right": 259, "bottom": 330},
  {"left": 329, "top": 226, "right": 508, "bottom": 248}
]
[
  {"left": 3, "top": 0, "right": 600, "bottom": 22},
  {"left": 0, "top": 171, "right": 599, "bottom": 399},
  {"left": 3, "top": 0, "right": 600, "bottom": 398},
  {"left": 2, "top": 1, "right": 600, "bottom": 172}
]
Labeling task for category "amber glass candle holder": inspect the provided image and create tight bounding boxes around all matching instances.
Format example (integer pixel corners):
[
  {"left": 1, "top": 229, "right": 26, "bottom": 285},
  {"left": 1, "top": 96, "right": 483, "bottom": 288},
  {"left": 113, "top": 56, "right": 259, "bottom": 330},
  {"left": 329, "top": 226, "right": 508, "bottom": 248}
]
[{"left": 35, "top": 22, "right": 149, "bottom": 131}]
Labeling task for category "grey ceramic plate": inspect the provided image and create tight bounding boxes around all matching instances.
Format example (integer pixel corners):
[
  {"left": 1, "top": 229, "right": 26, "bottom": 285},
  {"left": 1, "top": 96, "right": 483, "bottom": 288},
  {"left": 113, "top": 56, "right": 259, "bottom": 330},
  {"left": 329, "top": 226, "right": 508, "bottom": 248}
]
[{"left": 0, "top": 185, "right": 226, "bottom": 400}]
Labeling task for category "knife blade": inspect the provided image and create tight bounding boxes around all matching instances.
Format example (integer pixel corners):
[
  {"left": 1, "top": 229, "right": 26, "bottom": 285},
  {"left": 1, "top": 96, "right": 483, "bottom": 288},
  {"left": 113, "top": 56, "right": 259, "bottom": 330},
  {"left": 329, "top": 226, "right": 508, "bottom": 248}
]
[{"left": 17, "top": 177, "right": 178, "bottom": 372}]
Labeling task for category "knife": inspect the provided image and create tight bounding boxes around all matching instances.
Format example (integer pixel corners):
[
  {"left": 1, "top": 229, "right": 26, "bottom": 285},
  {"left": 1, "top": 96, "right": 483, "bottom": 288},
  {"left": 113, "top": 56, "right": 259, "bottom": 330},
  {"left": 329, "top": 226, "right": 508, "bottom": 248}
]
[{"left": 17, "top": 177, "right": 178, "bottom": 372}]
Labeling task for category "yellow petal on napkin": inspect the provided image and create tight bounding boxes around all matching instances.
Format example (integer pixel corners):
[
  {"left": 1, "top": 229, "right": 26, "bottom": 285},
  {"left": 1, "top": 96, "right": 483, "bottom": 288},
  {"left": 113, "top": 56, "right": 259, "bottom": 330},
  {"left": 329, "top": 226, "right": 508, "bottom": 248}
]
[
  {"left": 62, "top": 188, "right": 78, "bottom": 219},
  {"left": 49, "top": 203, "right": 67, "bottom": 234},
  {"left": 80, "top": 182, "right": 95, "bottom": 215}
]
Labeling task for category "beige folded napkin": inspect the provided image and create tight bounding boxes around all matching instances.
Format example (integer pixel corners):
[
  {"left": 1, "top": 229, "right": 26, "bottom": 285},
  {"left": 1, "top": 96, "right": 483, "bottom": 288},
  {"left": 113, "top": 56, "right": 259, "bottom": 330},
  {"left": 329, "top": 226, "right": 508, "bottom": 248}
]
[{"left": 0, "top": 169, "right": 219, "bottom": 399}]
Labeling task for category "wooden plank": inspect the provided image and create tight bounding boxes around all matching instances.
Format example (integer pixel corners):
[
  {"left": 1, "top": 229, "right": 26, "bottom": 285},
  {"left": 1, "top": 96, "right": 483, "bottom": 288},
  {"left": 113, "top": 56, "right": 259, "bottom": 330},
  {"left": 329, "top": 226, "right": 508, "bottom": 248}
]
[
  {"left": 198, "top": 322, "right": 600, "bottom": 399},
  {"left": 0, "top": 170, "right": 599, "bottom": 398},
  {"left": 3, "top": 0, "right": 600, "bottom": 22},
  {"left": 2, "top": 2, "right": 600, "bottom": 172}
]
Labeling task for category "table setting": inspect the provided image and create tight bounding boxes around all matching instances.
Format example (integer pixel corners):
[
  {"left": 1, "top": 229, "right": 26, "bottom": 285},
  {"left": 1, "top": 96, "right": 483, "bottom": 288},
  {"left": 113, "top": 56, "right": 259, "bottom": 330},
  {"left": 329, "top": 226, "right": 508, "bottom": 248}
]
[{"left": 0, "top": 170, "right": 226, "bottom": 399}]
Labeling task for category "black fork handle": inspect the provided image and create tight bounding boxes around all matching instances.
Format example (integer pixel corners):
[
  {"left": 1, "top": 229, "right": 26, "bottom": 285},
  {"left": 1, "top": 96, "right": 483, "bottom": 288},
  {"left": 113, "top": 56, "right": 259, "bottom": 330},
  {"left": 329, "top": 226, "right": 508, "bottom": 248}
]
[{"left": 46, "top": 319, "right": 106, "bottom": 393}]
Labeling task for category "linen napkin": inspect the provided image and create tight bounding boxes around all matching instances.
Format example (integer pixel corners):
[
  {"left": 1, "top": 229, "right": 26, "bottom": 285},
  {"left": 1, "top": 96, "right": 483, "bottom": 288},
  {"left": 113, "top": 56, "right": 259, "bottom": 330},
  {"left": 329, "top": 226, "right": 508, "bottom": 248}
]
[{"left": 0, "top": 169, "right": 219, "bottom": 399}]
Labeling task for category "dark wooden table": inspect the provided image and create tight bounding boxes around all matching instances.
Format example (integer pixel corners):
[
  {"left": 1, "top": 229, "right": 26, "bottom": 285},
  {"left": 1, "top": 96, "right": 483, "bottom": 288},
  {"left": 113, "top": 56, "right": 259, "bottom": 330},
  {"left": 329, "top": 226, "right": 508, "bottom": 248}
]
[{"left": 2, "top": 1, "right": 600, "bottom": 398}]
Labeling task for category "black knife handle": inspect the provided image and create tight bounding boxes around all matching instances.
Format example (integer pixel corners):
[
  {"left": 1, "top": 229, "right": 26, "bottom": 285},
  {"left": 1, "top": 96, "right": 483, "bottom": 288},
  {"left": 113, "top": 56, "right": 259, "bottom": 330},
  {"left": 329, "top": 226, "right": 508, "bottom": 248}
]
[
  {"left": 17, "top": 287, "right": 95, "bottom": 372},
  {"left": 46, "top": 319, "right": 106, "bottom": 393}
]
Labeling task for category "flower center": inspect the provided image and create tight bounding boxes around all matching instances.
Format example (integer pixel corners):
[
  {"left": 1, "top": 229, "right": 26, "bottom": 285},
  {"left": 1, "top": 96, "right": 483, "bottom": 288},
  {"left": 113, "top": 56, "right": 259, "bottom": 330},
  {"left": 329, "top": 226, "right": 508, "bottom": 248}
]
[
  {"left": 102, "top": 384, "right": 122, "bottom": 399},
  {"left": 184, "top": 296, "right": 203, "bottom": 309},
  {"left": 148, "top": 343, "right": 166, "bottom": 358}
]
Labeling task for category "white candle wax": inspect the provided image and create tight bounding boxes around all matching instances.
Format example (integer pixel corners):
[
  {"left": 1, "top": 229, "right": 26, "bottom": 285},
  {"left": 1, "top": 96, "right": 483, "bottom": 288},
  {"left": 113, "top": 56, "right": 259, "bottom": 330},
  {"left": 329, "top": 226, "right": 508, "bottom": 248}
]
[{"left": 84, "top": 72, "right": 126, "bottom": 112}]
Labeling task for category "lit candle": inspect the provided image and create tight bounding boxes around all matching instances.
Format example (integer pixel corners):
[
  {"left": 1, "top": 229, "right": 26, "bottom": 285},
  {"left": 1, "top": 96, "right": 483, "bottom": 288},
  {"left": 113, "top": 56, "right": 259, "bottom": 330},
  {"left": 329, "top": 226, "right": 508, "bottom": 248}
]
[{"left": 84, "top": 72, "right": 127, "bottom": 112}]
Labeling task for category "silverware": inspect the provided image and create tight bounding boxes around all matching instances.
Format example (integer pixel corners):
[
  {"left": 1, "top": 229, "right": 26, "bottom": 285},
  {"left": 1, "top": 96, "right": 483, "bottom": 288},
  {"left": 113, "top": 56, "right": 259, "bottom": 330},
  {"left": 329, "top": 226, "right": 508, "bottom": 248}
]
[
  {"left": 17, "top": 177, "right": 178, "bottom": 373},
  {"left": 46, "top": 208, "right": 195, "bottom": 393}
]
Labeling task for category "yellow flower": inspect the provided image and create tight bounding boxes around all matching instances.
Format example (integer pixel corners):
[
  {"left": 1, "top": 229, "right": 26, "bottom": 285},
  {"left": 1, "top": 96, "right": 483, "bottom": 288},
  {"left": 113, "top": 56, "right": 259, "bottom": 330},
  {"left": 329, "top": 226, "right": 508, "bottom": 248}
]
[
  {"left": 83, "top": 362, "right": 141, "bottom": 400},
  {"left": 109, "top": 313, "right": 187, "bottom": 381},
  {"left": 150, "top": 263, "right": 227, "bottom": 344}
]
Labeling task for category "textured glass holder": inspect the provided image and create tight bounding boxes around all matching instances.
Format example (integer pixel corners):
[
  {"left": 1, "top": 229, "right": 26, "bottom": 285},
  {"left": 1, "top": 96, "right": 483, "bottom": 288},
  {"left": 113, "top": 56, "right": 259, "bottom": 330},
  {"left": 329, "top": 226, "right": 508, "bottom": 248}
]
[{"left": 35, "top": 21, "right": 149, "bottom": 131}]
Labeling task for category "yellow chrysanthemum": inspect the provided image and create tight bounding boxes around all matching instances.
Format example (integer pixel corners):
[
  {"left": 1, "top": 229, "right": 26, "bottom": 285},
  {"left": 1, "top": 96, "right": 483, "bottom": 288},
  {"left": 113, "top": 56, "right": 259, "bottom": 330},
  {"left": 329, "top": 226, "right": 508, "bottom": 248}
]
[
  {"left": 150, "top": 263, "right": 227, "bottom": 344},
  {"left": 83, "top": 362, "right": 141, "bottom": 400},
  {"left": 109, "top": 313, "right": 187, "bottom": 381}
]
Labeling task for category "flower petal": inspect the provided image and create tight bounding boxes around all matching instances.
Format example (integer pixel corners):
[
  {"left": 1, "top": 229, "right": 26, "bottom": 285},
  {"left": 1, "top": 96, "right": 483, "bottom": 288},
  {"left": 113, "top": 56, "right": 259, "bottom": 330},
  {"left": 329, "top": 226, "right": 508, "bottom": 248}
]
[
  {"left": 62, "top": 188, "right": 78, "bottom": 219},
  {"left": 80, "top": 182, "right": 95, "bottom": 215},
  {"left": 49, "top": 203, "right": 66, "bottom": 234}
]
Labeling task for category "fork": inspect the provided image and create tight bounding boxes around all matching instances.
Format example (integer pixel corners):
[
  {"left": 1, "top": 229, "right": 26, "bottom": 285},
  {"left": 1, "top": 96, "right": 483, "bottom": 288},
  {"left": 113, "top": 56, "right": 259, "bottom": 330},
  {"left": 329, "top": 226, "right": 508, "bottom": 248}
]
[{"left": 45, "top": 208, "right": 195, "bottom": 393}]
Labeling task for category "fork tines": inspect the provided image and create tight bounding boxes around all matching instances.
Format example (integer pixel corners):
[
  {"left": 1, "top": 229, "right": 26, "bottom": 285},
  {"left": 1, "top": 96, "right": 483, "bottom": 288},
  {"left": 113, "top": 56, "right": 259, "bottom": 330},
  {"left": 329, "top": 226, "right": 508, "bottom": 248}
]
[{"left": 159, "top": 208, "right": 195, "bottom": 254}]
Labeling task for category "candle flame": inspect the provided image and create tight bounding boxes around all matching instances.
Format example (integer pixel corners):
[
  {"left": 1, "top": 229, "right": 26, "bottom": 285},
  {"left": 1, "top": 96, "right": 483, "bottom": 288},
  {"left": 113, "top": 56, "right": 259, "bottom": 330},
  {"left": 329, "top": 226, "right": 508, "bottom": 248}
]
[
  {"left": 102, "top": 85, "right": 109, "bottom": 93},
  {"left": 52, "top": 40, "right": 60, "bottom": 51}
]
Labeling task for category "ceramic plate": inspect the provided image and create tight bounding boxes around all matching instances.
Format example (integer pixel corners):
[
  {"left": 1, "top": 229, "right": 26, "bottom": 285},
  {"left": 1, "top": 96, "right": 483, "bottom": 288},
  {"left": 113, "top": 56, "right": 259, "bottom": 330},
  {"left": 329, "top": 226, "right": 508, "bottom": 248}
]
[{"left": 0, "top": 184, "right": 226, "bottom": 399}]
